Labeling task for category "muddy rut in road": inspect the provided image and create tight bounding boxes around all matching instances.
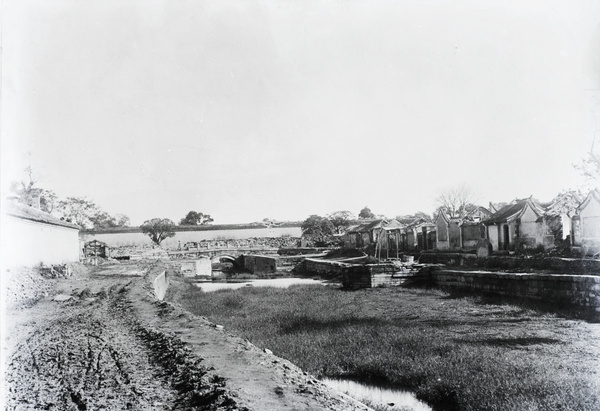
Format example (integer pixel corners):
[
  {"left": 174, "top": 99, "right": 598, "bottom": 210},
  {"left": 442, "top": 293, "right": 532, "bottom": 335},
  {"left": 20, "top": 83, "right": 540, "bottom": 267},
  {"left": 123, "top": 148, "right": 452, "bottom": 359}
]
[
  {"left": 4, "top": 265, "right": 241, "bottom": 410},
  {"left": 3, "top": 262, "right": 371, "bottom": 411}
]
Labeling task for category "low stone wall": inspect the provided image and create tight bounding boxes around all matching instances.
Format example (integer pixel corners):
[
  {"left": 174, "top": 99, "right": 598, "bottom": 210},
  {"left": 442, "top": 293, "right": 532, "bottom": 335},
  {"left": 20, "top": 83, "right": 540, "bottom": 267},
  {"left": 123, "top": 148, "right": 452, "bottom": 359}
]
[
  {"left": 238, "top": 255, "right": 277, "bottom": 274},
  {"left": 301, "top": 258, "right": 352, "bottom": 278},
  {"left": 430, "top": 268, "right": 600, "bottom": 311},
  {"left": 301, "top": 258, "right": 413, "bottom": 289},
  {"left": 419, "top": 253, "right": 600, "bottom": 275},
  {"left": 179, "top": 258, "right": 212, "bottom": 278},
  {"left": 344, "top": 267, "right": 414, "bottom": 289},
  {"left": 153, "top": 270, "right": 169, "bottom": 301}
]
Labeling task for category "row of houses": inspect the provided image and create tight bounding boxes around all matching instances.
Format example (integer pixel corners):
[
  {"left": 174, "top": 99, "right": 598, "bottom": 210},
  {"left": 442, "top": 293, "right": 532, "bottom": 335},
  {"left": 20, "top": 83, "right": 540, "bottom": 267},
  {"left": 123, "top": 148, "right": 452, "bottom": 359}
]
[
  {"left": 343, "top": 189, "right": 600, "bottom": 255},
  {"left": 3, "top": 189, "right": 599, "bottom": 268}
]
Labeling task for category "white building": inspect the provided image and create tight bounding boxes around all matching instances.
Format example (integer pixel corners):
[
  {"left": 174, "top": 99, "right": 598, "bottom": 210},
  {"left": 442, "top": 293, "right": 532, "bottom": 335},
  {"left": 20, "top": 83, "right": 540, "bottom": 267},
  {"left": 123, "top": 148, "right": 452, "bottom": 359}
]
[{"left": 1, "top": 201, "right": 81, "bottom": 267}]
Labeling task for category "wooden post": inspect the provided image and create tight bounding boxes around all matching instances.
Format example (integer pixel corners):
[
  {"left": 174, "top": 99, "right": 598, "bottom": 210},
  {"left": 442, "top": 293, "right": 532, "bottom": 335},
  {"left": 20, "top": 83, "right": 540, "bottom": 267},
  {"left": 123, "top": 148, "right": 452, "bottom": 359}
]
[{"left": 386, "top": 230, "right": 389, "bottom": 260}]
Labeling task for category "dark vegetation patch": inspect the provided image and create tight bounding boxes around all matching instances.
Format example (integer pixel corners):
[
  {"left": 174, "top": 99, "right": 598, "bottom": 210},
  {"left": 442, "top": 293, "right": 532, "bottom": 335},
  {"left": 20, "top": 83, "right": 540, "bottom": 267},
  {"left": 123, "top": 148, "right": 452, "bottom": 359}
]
[
  {"left": 438, "top": 288, "right": 600, "bottom": 322},
  {"left": 463, "top": 337, "right": 563, "bottom": 347}
]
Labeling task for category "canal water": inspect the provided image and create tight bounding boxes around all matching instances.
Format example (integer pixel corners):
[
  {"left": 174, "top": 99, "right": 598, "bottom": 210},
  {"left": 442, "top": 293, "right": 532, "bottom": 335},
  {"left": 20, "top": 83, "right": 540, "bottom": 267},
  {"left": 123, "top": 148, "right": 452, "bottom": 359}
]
[
  {"left": 194, "top": 278, "right": 326, "bottom": 292},
  {"left": 321, "top": 378, "right": 432, "bottom": 411}
]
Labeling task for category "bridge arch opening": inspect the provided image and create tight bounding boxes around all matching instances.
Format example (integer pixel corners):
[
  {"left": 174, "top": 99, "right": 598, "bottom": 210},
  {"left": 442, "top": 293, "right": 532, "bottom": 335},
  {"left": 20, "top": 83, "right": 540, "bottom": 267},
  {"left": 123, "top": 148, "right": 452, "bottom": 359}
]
[{"left": 212, "top": 255, "right": 237, "bottom": 265}]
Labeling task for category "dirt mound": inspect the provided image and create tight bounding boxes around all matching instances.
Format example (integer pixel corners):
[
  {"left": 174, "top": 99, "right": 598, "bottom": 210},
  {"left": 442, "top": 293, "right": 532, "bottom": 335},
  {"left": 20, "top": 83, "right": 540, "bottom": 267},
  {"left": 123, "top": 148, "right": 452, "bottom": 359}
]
[{"left": 2, "top": 266, "right": 54, "bottom": 309}]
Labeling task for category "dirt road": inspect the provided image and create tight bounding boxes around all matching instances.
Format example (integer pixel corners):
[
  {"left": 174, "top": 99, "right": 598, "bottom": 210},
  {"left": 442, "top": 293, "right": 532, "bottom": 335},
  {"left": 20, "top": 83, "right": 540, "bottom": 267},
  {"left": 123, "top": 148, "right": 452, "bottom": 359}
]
[{"left": 2, "top": 262, "right": 371, "bottom": 411}]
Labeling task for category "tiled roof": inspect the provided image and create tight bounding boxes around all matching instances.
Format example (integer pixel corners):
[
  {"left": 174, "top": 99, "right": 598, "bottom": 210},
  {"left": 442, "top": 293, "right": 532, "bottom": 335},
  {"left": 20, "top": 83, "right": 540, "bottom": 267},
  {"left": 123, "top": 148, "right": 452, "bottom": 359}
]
[
  {"left": 577, "top": 188, "right": 600, "bottom": 212},
  {"left": 484, "top": 198, "right": 544, "bottom": 225},
  {"left": 3, "top": 200, "right": 80, "bottom": 230},
  {"left": 347, "top": 219, "right": 402, "bottom": 233}
]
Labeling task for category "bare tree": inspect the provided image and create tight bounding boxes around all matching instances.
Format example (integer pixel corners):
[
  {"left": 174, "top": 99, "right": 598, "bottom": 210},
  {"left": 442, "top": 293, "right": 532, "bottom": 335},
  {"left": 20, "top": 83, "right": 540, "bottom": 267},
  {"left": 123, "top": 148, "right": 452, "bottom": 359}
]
[
  {"left": 9, "top": 163, "right": 57, "bottom": 211},
  {"left": 575, "top": 138, "right": 600, "bottom": 187},
  {"left": 435, "top": 185, "right": 475, "bottom": 218}
]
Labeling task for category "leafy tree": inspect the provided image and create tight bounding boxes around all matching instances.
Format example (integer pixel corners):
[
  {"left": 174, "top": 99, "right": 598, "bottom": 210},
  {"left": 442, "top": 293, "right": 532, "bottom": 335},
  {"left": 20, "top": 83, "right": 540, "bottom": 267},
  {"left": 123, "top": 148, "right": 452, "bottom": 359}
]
[
  {"left": 301, "top": 215, "right": 335, "bottom": 245},
  {"left": 9, "top": 160, "right": 128, "bottom": 227},
  {"left": 39, "top": 190, "right": 58, "bottom": 214},
  {"left": 435, "top": 185, "right": 476, "bottom": 218},
  {"left": 327, "top": 210, "right": 355, "bottom": 234},
  {"left": 89, "top": 211, "right": 118, "bottom": 229},
  {"left": 545, "top": 189, "right": 583, "bottom": 217},
  {"left": 358, "top": 206, "right": 375, "bottom": 219},
  {"left": 88, "top": 211, "right": 131, "bottom": 229},
  {"left": 56, "top": 196, "right": 130, "bottom": 230},
  {"left": 400, "top": 211, "right": 433, "bottom": 223},
  {"left": 56, "top": 197, "right": 99, "bottom": 228},
  {"left": 179, "top": 211, "right": 214, "bottom": 226},
  {"left": 141, "top": 218, "right": 176, "bottom": 245},
  {"left": 115, "top": 214, "right": 131, "bottom": 227},
  {"left": 543, "top": 189, "right": 583, "bottom": 244}
]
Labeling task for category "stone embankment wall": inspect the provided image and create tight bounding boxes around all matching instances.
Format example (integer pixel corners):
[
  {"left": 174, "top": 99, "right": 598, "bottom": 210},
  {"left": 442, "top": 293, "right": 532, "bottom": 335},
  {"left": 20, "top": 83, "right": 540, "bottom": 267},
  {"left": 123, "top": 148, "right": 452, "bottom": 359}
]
[
  {"left": 301, "top": 258, "right": 351, "bottom": 278},
  {"left": 237, "top": 255, "right": 277, "bottom": 274},
  {"left": 419, "top": 253, "right": 600, "bottom": 275},
  {"left": 429, "top": 268, "right": 600, "bottom": 311},
  {"left": 342, "top": 265, "right": 412, "bottom": 289},
  {"left": 300, "top": 258, "right": 412, "bottom": 289},
  {"left": 300, "top": 257, "right": 600, "bottom": 312},
  {"left": 153, "top": 270, "right": 169, "bottom": 300}
]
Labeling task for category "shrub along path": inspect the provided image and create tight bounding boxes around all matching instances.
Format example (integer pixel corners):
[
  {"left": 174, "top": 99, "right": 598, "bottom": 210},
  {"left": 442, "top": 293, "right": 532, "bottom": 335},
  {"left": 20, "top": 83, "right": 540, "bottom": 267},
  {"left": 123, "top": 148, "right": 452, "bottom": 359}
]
[{"left": 170, "top": 281, "right": 600, "bottom": 411}]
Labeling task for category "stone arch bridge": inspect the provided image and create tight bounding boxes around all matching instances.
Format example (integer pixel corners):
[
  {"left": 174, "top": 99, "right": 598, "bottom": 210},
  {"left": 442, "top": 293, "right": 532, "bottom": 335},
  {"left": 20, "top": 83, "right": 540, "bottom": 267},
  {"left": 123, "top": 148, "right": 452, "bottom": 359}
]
[{"left": 167, "top": 247, "right": 279, "bottom": 263}]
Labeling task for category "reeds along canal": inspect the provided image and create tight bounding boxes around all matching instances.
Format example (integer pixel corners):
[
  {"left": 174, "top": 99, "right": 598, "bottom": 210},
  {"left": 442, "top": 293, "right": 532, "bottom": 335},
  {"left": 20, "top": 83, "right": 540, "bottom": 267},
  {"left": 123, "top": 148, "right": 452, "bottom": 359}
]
[{"left": 321, "top": 378, "right": 432, "bottom": 411}]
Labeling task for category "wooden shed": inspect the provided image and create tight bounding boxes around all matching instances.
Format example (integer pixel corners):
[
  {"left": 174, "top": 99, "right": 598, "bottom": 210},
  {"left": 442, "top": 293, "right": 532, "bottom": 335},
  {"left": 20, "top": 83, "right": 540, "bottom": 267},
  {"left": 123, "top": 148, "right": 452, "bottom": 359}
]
[{"left": 84, "top": 239, "right": 109, "bottom": 258}]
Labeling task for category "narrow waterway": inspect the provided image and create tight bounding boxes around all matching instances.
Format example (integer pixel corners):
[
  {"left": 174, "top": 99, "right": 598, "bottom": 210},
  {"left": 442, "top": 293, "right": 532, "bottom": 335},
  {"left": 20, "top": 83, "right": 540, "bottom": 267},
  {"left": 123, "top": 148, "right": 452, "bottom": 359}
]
[
  {"left": 194, "top": 278, "right": 326, "bottom": 292},
  {"left": 321, "top": 378, "right": 432, "bottom": 411}
]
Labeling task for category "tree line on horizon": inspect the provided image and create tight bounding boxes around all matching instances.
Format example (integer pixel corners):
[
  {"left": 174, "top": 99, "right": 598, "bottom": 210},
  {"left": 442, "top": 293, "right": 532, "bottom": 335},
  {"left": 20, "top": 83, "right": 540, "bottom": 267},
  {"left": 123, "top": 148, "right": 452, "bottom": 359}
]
[{"left": 10, "top": 145, "right": 599, "bottom": 246}]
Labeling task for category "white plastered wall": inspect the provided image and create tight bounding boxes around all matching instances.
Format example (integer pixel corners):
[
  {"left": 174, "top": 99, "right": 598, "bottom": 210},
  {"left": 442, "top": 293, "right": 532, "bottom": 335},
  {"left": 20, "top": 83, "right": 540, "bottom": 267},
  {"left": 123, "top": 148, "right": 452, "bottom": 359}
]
[{"left": 1, "top": 215, "right": 80, "bottom": 267}]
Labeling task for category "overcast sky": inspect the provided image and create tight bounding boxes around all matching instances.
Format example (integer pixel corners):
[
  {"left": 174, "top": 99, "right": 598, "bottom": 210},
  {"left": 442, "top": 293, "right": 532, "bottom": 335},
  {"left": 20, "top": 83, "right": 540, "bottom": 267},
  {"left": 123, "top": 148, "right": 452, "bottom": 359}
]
[{"left": 2, "top": 0, "right": 599, "bottom": 225}]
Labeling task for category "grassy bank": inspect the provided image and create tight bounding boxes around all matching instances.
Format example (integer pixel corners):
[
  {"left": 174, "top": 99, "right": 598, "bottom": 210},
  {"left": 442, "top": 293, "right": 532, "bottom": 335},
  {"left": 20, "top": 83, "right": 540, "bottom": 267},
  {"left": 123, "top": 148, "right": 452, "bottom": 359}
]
[{"left": 169, "top": 281, "right": 600, "bottom": 411}]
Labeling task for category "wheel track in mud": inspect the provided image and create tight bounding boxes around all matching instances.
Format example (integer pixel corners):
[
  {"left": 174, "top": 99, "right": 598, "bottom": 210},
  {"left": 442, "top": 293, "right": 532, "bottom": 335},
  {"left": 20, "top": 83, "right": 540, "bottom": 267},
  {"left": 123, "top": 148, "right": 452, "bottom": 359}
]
[
  {"left": 4, "top": 281, "right": 242, "bottom": 411},
  {"left": 4, "top": 263, "right": 372, "bottom": 411}
]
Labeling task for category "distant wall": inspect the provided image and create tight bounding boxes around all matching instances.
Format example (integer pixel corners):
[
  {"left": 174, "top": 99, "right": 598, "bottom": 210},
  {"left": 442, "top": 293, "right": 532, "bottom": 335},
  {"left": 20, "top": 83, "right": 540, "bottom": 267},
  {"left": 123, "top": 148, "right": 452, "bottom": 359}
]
[
  {"left": 80, "top": 226, "right": 302, "bottom": 248},
  {"left": 2, "top": 215, "right": 80, "bottom": 267}
]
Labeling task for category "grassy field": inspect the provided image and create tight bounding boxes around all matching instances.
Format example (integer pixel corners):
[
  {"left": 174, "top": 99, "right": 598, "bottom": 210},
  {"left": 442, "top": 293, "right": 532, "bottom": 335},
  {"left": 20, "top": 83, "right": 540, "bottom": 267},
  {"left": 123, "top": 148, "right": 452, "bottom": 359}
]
[{"left": 169, "top": 281, "right": 600, "bottom": 411}]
